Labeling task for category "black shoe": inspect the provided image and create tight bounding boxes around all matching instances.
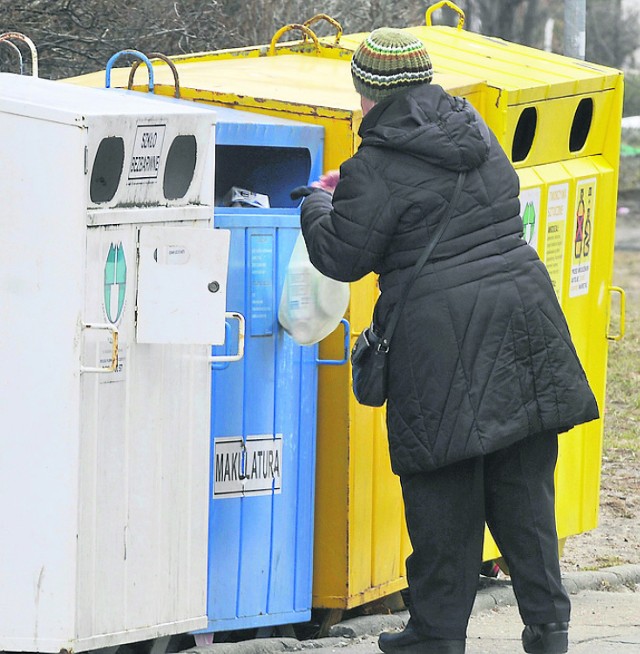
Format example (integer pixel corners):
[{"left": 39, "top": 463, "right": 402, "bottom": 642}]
[
  {"left": 522, "top": 622, "right": 569, "bottom": 653},
  {"left": 378, "top": 621, "right": 466, "bottom": 654}
]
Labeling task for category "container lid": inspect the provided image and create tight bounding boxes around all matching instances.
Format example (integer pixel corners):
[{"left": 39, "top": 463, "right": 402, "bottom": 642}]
[
  {"left": 0, "top": 72, "right": 218, "bottom": 125},
  {"left": 66, "top": 50, "right": 482, "bottom": 114}
]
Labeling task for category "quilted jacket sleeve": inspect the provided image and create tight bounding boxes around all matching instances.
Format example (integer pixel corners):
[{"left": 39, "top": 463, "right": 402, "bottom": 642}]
[{"left": 300, "top": 154, "right": 402, "bottom": 282}]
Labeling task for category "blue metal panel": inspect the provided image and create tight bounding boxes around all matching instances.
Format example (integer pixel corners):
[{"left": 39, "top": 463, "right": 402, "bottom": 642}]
[{"left": 202, "top": 110, "right": 323, "bottom": 634}]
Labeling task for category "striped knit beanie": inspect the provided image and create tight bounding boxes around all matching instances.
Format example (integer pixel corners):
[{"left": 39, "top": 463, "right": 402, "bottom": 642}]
[{"left": 351, "top": 28, "right": 433, "bottom": 102}]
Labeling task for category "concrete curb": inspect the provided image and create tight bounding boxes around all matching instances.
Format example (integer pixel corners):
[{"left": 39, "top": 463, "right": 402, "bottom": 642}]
[
  {"left": 184, "top": 564, "right": 640, "bottom": 654},
  {"left": 468, "top": 564, "right": 640, "bottom": 616}
]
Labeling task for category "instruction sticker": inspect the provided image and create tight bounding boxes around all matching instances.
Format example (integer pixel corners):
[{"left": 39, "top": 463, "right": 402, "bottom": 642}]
[
  {"left": 98, "top": 342, "right": 126, "bottom": 383},
  {"left": 128, "top": 124, "right": 166, "bottom": 180},
  {"left": 544, "top": 183, "right": 569, "bottom": 299},
  {"left": 213, "top": 435, "right": 283, "bottom": 499},
  {"left": 570, "top": 178, "right": 596, "bottom": 298},
  {"left": 519, "top": 187, "right": 541, "bottom": 253},
  {"left": 249, "top": 234, "right": 274, "bottom": 336}
]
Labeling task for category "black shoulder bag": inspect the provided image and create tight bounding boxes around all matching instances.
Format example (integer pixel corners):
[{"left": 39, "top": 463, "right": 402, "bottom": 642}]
[{"left": 350, "top": 172, "right": 466, "bottom": 407}]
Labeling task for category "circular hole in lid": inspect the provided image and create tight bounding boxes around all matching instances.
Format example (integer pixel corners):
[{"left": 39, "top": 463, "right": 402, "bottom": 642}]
[
  {"left": 570, "top": 98, "right": 593, "bottom": 152},
  {"left": 512, "top": 107, "right": 537, "bottom": 163},
  {"left": 163, "top": 135, "right": 197, "bottom": 200},
  {"left": 90, "top": 137, "right": 124, "bottom": 203}
]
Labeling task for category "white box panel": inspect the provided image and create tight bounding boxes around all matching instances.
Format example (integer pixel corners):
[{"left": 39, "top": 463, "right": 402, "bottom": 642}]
[{"left": 137, "top": 226, "right": 230, "bottom": 344}]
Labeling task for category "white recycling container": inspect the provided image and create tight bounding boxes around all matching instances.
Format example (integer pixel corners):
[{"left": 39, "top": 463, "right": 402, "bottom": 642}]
[{"left": 0, "top": 73, "right": 232, "bottom": 653}]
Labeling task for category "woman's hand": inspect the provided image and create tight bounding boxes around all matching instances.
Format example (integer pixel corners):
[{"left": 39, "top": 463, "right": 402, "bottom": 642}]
[{"left": 311, "top": 170, "right": 340, "bottom": 195}]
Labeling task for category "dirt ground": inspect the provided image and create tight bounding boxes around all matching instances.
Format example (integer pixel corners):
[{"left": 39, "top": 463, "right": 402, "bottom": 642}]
[
  {"left": 559, "top": 192, "right": 640, "bottom": 573},
  {"left": 560, "top": 438, "right": 640, "bottom": 572}
]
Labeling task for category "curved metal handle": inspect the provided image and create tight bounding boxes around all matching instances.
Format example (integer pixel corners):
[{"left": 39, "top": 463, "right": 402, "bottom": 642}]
[
  {"left": 210, "top": 320, "right": 233, "bottom": 370},
  {"left": 607, "top": 286, "right": 626, "bottom": 341},
  {"left": 80, "top": 322, "right": 119, "bottom": 373},
  {"left": 268, "top": 24, "right": 321, "bottom": 56},
  {"left": 0, "top": 40, "right": 24, "bottom": 75},
  {"left": 128, "top": 52, "right": 181, "bottom": 97},
  {"left": 425, "top": 1, "right": 466, "bottom": 29},
  {"left": 209, "top": 312, "right": 246, "bottom": 363},
  {"left": 106, "top": 49, "right": 155, "bottom": 91},
  {"left": 316, "top": 318, "right": 350, "bottom": 366},
  {"left": 302, "top": 14, "right": 343, "bottom": 45},
  {"left": 0, "top": 32, "right": 38, "bottom": 76}
]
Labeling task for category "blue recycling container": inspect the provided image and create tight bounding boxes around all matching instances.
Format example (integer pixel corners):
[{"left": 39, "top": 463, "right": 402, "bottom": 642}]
[{"left": 203, "top": 108, "right": 324, "bottom": 633}]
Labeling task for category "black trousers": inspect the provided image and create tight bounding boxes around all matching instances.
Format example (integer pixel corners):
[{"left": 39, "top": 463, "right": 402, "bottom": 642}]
[{"left": 400, "top": 430, "right": 571, "bottom": 640}]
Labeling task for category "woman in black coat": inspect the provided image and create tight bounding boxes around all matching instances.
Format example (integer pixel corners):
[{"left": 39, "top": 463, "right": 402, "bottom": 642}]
[{"left": 298, "top": 28, "right": 598, "bottom": 654}]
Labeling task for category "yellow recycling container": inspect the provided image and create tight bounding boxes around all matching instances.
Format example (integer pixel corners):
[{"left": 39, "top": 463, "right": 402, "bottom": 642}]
[
  {"left": 65, "top": 2, "right": 625, "bottom": 611},
  {"left": 338, "top": 2, "right": 625, "bottom": 562},
  {"left": 403, "top": 3, "right": 625, "bottom": 562}
]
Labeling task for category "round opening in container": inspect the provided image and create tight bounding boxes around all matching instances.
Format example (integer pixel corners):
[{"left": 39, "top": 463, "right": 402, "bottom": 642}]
[
  {"left": 163, "top": 135, "right": 197, "bottom": 200},
  {"left": 512, "top": 107, "right": 537, "bottom": 162},
  {"left": 90, "top": 137, "right": 125, "bottom": 203},
  {"left": 570, "top": 98, "right": 593, "bottom": 152}
]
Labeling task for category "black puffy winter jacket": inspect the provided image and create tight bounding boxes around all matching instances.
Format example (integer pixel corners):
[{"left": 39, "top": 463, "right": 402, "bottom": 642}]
[{"left": 300, "top": 83, "right": 599, "bottom": 475}]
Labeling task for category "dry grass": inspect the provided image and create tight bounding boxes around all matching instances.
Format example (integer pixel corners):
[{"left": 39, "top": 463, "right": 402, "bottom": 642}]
[
  {"left": 559, "top": 248, "right": 640, "bottom": 572},
  {"left": 604, "top": 250, "right": 640, "bottom": 456}
]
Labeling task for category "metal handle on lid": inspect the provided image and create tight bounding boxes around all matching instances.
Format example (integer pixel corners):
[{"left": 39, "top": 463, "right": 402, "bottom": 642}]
[
  {"left": 106, "top": 49, "right": 154, "bottom": 91},
  {"left": 425, "top": 1, "right": 466, "bottom": 30},
  {"left": 128, "top": 52, "right": 181, "bottom": 97},
  {"left": 0, "top": 40, "right": 24, "bottom": 75},
  {"left": 302, "top": 14, "right": 343, "bottom": 45},
  {"left": 0, "top": 32, "right": 38, "bottom": 76},
  {"left": 268, "top": 24, "right": 321, "bottom": 56}
]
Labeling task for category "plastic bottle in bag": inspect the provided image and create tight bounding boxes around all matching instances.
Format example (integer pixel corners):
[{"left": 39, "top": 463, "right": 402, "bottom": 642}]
[{"left": 278, "top": 232, "right": 349, "bottom": 346}]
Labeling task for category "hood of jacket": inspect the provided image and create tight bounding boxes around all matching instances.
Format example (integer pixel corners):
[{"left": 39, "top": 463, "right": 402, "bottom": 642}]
[{"left": 358, "top": 83, "right": 491, "bottom": 172}]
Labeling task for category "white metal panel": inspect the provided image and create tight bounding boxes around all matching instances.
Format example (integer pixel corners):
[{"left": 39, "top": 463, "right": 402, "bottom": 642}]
[
  {"left": 0, "top": 74, "right": 217, "bottom": 212},
  {"left": 137, "top": 226, "right": 230, "bottom": 344},
  {"left": 121, "top": 342, "right": 210, "bottom": 632},
  {"left": 87, "top": 205, "right": 213, "bottom": 226},
  {"left": 0, "top": 104, "right": 87, "bottom": 650},
  {"left": 78, "top": 226, "right": 137, "bottom": 639},
  {"left": 85, "top": 115, "right": 215, "bottom": 211},
  {"left": 79, "top": 226, "right": 210, "bottom": 639}
]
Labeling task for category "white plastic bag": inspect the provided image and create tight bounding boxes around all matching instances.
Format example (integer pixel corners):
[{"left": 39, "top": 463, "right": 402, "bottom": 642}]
[{"left": 278, "top": 232, "right": 350, "bottom": 346}]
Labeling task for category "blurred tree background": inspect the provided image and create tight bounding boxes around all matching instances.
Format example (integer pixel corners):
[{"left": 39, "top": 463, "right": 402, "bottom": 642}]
[{"left": 1, "top": 0, "right": 640, "bottom": 114}]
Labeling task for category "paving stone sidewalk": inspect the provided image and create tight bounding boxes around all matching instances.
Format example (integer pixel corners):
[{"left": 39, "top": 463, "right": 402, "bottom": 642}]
[{"left": 185, "top": 564, "right": 640, "bottom": 654}]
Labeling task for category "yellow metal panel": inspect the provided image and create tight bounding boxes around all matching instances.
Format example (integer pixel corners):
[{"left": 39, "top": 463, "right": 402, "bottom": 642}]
[
  {"left": 504, "top": 91, "right": 618, "bottom": 167},
  {"left": 509, "top": 156, "right": 618, "bottom": 545},
  {"left": 557, "top": 158, "right": 617, "bottom": 539},
  {"left": 411, "top": 27, "right": 619, "bottom": 101},
  {"left": 481, "top": 156, "right": 617, "bottom": 560}
]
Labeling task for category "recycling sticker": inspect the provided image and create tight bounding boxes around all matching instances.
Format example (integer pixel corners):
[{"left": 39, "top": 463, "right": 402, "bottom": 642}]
[
  {"left": 570, "top": 178, "right": 596, "bottom": 298},
  {"left": 519, "top": 187, "right": 541, "bottom": 253},
  {"left": 104, "top": 242, "right": 127, "bottom": 324}
]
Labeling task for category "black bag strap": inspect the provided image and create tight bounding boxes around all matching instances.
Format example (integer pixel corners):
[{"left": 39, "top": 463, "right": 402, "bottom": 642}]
[{"left": 378, "top": 171, "right": 466, "bottom": 350}]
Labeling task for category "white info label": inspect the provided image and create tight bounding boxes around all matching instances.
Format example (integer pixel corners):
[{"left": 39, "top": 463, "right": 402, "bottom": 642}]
[
  {"left": 129, "top": 124, "right": 166, "bottom": 180},
  {"left": 214, "top": 435, "right": 283, "bottom": 499}
]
